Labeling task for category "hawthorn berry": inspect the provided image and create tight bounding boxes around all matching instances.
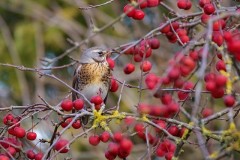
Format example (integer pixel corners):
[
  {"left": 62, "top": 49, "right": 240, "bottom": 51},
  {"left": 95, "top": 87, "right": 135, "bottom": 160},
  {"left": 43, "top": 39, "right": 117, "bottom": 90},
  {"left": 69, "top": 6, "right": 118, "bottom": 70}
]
[
  {"left": 140, "top": 60, "right": 152, "bottom": 72},
  {"left": 90, "top": 95, "right": 103, "bottom": 105},
  {"left": 147, "top": 0, "right": 160, "bottom": 7},
  {"left": 161, "top": 93, "right": 172, "bottom": 105},
  {"left": 26, "top": 132, "right": 37, "bottom": 141},
  {"left": 89, "top": 135, "right": 100, "bottom": 146},
  {"left": 216, "top": 60, "right": 226, "bottom": 71},
  {"left": 113, "top": 132, "right": 123, "bottom": 142},
  {"left": 145, "top": 73, "right": 159, "bottom": 90},
  {"left": 123, "top": 4, "right": 135, "bottom": 17},
  {"left": 100, "top": 131, "right": 110, "bottom": 143},
  {"left": 108, "top": 142, "right": 119, "bottom": 156},
  {"left": 107, "top": 58, "right": 115, "bottom": 70},
  {"left": 202, "top": 108, "right": 213, "bottom": 118},
  {"left": 204, "top": 3, "right": 215, "bottom": 15},
  {"left": 54, "top": 139, "right": 69, "bottom": 153},
  {"left": 199, "top": 0, "right": 211, "bottom": 8},
  {"left": 26, "top": 150, "right": 35, "bottom": 159},
  {"left": 61, "top": 99, "right": 73, "bottom": 111},
  {"left": 124, "top": 63, "right": 135, "bottom": 74},
  {"left": 138, "top": 103, "right": 151, "bottom": 114},
  {"left": 34, "top": 152, "right": 43, "bottom": 160},
  {"left": 132, "top": 9, "right": 145, "bottom": 20},
  {"left": 119, "top": 138, "right": 133, "bottom": 152},
  {"left": 168, "top": 125, "right": 179, "bottom": 136},
  {"left": 148, "top": 38, "right": 160, "bottom": 49},
  {"left": 0, "top": 155, "right": 10, "bottom": 160},
  {"left": 110, "top": 78, "right": 119, "bottom": 92},
  {"left": 73, "top": 99, "right": 84, "bottom": 110},
  {"left": 14, "top": 127, "right": 26, "bottom": 138},
  {"left": 72, "top": 120, "right": 82, "bottom": 129},
  {"left": 6, "top": 147, "right": 16, "bottom": 156},
  {"left": 224, "top": 95, "right": 235, "bottom": 107},
  {"left": 138, "top": 0, "right": 148, "bottom": 9}
]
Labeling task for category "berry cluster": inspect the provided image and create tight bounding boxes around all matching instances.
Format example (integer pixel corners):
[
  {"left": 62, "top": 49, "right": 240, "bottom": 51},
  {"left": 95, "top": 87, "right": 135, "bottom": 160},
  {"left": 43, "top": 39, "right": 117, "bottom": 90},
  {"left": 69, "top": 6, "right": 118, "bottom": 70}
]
[{"left": 123, "top": 0, "right": 161, "bottom": 20}]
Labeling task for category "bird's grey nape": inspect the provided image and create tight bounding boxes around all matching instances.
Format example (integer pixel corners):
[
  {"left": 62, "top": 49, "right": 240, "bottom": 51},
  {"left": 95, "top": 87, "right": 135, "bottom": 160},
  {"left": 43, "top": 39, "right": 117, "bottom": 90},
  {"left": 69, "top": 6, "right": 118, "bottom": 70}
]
[{"left": 84, "top": 46, "right": 107, "bottom": 54}]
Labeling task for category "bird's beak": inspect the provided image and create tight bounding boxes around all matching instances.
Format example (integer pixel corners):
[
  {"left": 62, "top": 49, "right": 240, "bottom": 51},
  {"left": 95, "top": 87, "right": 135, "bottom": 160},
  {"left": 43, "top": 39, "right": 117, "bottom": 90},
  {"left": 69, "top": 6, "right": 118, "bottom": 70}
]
[{"left": 104, "top": 50, "right": 112, "bottom": 57}]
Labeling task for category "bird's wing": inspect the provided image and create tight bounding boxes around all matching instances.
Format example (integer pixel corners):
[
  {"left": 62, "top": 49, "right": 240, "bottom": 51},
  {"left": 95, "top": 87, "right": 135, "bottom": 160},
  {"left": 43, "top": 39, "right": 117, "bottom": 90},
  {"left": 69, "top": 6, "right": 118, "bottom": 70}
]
[
  {"left": 104, "top": 70, "right": 112, "bottom": 104},
  {"left": 72, "top": 64, "right": 82, "bottom": 101}
]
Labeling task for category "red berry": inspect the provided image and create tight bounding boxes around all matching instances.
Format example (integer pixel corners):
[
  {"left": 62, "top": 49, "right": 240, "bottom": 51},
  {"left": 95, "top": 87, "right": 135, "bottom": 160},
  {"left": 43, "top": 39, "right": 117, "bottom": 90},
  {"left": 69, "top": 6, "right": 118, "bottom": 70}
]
[
  {"left": 123, "top": 4, "right": 135, "bottom": 17},
  {"left": 54, "top": 139, "right": 69, "bottom": 153},
  {"left": 215, "top": 75, "right": 227, "bottom": 87},
  {"left": 134, "top": 123, "right": 145, "bottom": 133},
  {"left": 147, "top": 0, "right": 160, "bottom": 7},
  {"left": 204, "top": 3, "right": 215, "bottom": 15},
  {"left": 224, "top": 95, "right": 235, "bottom": 107},
  {"left": 90, "top": 95, "right": 103, "bottom": 105},
  {"left": 202, "top": 108, "right": 213, "bottom": 118},
  {"left": 133, "top": 53, "right": 143, "bottom": 62},
  {"left": 0, "top": 155, "right": 10, "bottom": 160},
  {"left": 140, "top": 60, "right": 152, "bottom": 72},
  {"left": 161, "top": 93, "right": 172, "bottom": 105},
  {"left": 72, "top": 120, "right": 82, "bottom": 129},
  {"left": 3, "top": 113, "right": 14, "bottom": 125},
  {"left": 177, "top": 0, "right": 185, "bottom": 9},
  {"left": 137, "top": 45, "right": 152, "bottom": 58},
  {"left": 34, "top": 152, "right": 43, "bottom": 160},
  {"left": 201, "top": 13, "right": 210, "bottom": 24},
  {"left": 138, "top": 0, "right": 148, "bottom": 9},
  {"left": 60, "top": 117, "right": 72, "bottom": 128},
  {"left": 110, "top": 78, "right": 119, "bottom": 92},
  {"left": 211, "top": 88, "right": 224, "bottom": 98},
  {"left": 107, "top": 58, "right": 115, "bottom": 70},
  {"left": 155, "top": 120, "right": 166, "bottom": 133},
  {"left": 227, "top": 40, "right": 240, "bottom": 54},
  {"left": 113, "top": 132, "right": 123, "bottom": 142},
  {"left": 168, "top": 102, "right": 180, "bottom": 113},
  {"left": 108, "top": 142, "right": 119, "bottom": 156},
  {"left": 138, "top": 103, "right": 151, "bottom": 114},
  {"left": 216, "top": 60, "right": 226, "bottom": 71},
  {"left": 105, "top": 151, "right": 117, "bottom": 160},
  {"left": 89, "top": 135, "right": 100, "bottom": 146},
  {"left": 119, "top": 138, "right": 133, "bottom": 152},
  {"left": 124, "top": 63, "right": 135, "bottom": 74},
  {"left": 27, "top": 132, "right": 37, "bottom": 141},
  {"left": 6, "top": 147, "right": 16, "bottom": 156},
  {"left": 132, "top": 9, "right": 145, "bottom": 20},
  {"left": 100, "top": 131, "right": 110, "bottom": 143},
  {"left": 168, "top": 67, "right": 180, "bottom": 80},
  {"left": 160, "top": 23, "right": 171, "bottom": 34},
  {"left": 199, "top": 0, "right": 211, "bottom": 8},
  {"left": 148, "top": 38, "right": 160, "bottom": 49},
  {"left": 205, "top": 80, "right": 216, "bottom": 91},
  {"left": 204, "top": 73, "right": 216, "bottom": 82},
  {"left": 156, "top": 146, "right": 165, "bottom": 157},
  {"left": 26, "top": 150, "right": 35, "bottom": 159},
  {"left": 14, "top": 127, "right": 26, "bottom": 138},
  {"left": 73, "top": 99, "right": 84, "bottom": 110},
  {"left": 145, "top": 73, "right": 159, "bottom": 90},
  {"left": 212, "top": 32, "right": 224, "bottom": 46},
  {"left": 168, "top": 126, "right": 179, "bottom": 136},
  {"left": 223, "top": 31, "right": 232, "bottom": 42},
  {"left": 165, "top": 152, "right": 173, "bottom": 160},
  {"left": 61, "top": 99, "right": 73, "bottom": 111}
]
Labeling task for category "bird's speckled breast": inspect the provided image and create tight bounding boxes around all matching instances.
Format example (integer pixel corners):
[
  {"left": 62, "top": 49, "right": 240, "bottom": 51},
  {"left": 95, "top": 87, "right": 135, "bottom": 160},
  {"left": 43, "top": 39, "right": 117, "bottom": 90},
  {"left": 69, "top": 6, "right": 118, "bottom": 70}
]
[{"left": 77, "top": 62, "right": 111, "bottom": 99}]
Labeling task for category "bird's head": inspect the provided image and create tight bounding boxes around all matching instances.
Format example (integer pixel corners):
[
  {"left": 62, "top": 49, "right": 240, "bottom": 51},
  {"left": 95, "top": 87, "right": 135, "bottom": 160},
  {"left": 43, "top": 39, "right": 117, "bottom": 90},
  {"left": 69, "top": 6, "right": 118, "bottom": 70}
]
[{"left": 79, "top": 46, "right": 110, "bottom": 64}]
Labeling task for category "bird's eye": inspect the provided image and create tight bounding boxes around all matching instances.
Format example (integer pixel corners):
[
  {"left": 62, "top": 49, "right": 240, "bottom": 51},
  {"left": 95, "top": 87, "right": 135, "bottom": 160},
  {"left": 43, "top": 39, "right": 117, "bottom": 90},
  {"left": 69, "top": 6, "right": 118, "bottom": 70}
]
[{"left": 98, "top": 51, "right": 103, "bottom": 55}]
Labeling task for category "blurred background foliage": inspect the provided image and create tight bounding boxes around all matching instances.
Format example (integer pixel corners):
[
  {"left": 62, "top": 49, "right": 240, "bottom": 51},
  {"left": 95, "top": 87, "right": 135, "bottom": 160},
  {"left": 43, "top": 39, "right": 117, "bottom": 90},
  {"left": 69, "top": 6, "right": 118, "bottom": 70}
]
[{"left": 0, "top": 0, "right": 236, "bottom": 159}]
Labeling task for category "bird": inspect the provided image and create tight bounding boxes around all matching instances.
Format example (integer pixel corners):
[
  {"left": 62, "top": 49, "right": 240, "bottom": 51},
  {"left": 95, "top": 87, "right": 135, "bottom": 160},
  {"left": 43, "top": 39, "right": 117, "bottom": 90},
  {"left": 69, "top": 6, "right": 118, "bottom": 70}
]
[{"left": 72, "top": 46, "right": 112, "bottom": 125}]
